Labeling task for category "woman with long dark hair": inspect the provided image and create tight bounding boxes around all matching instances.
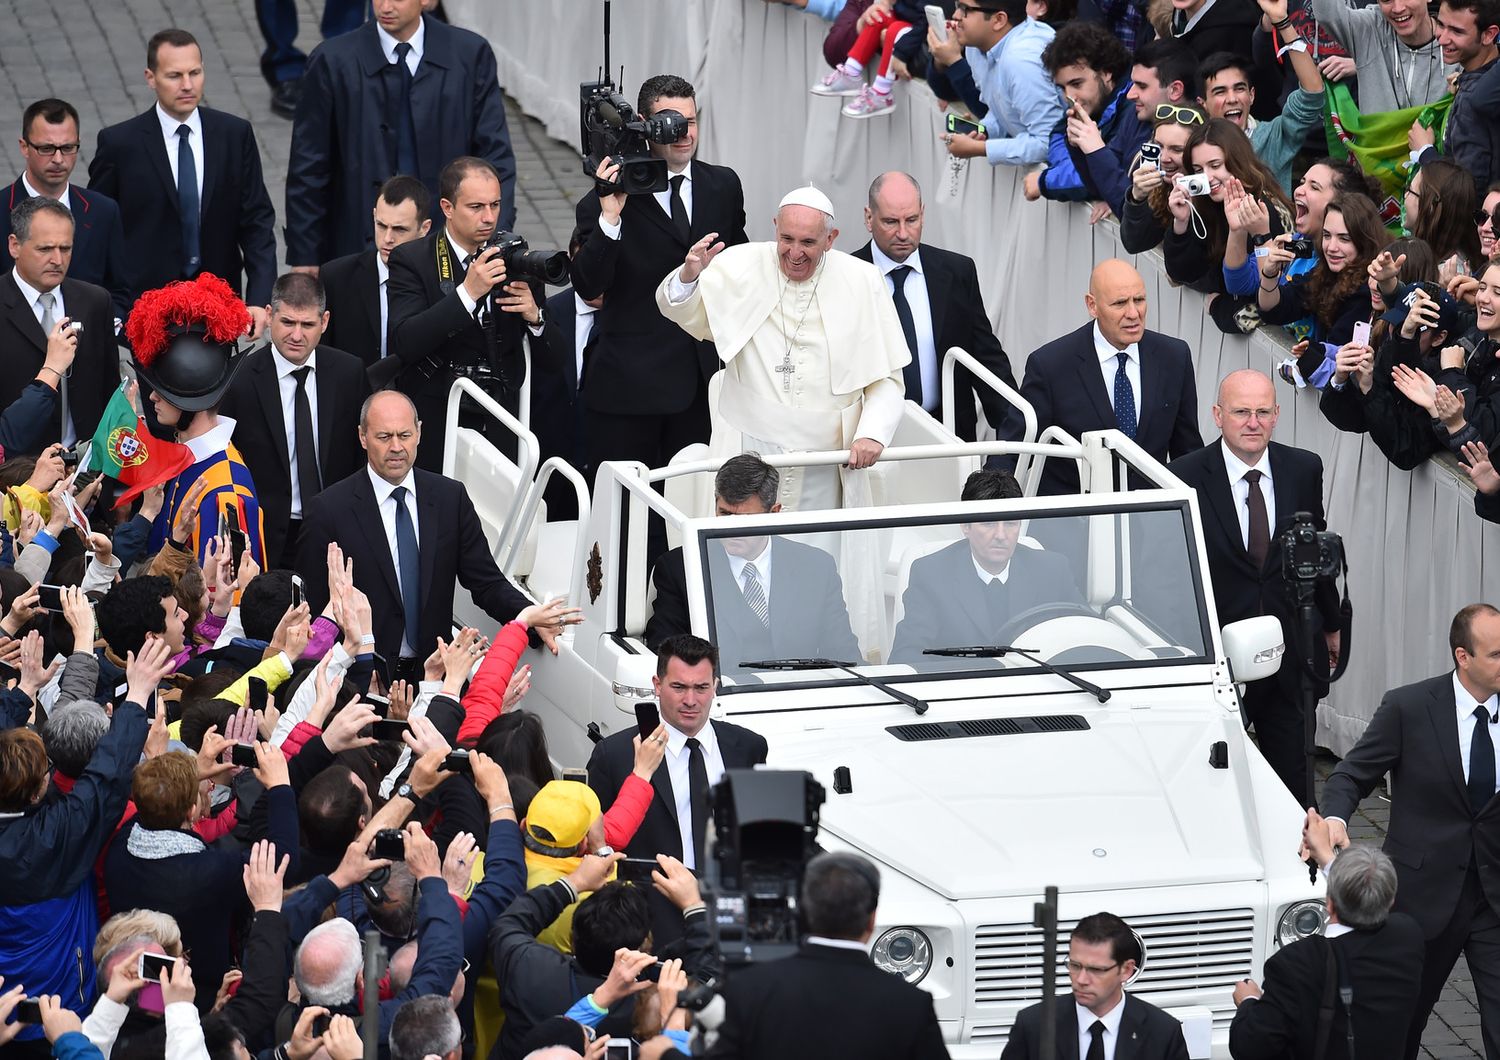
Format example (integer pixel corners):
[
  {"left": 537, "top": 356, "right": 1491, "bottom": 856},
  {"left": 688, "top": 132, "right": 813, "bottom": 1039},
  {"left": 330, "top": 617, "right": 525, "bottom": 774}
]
[{"left": 1404, "top": 160, "right": 1483, "bottom": 282}]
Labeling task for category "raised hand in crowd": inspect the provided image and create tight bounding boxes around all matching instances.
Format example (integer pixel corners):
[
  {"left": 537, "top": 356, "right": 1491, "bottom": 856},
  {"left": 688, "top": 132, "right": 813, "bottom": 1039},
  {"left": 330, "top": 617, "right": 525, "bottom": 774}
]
[
  {"left": 212, "top": 970, "right": 242, "bottom": 1014},
  {"left": 1224, "top": 179, "right": 1269, "bottom": 237},
  {"left": 0, "top": 980, "right": 24, "bottom": 1047},
  {"left": 139, "top": 482, "right": 166, "bottom": 525},
  {"left": 592, "top": 948, "right": 657, "bottom": 1009},
  {"left": 125, "top": 633, "right": 175, "bottom": 704},
  {"left": 0, "top": 584, "right": 39, "bottom": 638},
  {"left": 330, "top": 835, "right": 392, "bottom": 890},
  {"left": 101, "top": 946, "right": 146, "bottom": 1003},
  {"left": 252, "top": 739, "right": 291, "bottom": 790},
  {"left": 15, "top": 507, "right": 43, "bottom": 550},
  {"left": 518, "top": 596, "right": 584, "bottom": 655},
  {"left": 169, "top": 478, "right": 210, "bottom": 548},
  {"left": 36, "top": 995, "right": 82, "bottom": 1044},
  {"left": 1433, "top": 384, "right": 1467, "bottom": 433},
  {"left": 388, "top": 678, "right": 414, "bottom": 721},
  {"left": 655, "top": 957, "right": 690, "bottom": 1032},
  {"left": 204, "top": 536, "right": 236, "bottom": 618},
  {"left": 634, "top": 724, "right": 669, "bottom": 781},
  {"left": 43, "top": 315, "right": 78, "bottom": 386},
  {"left": 288, "top": 1005, "right": 330, "bottom": 1060},
  {"left": 1391, "top": 363, "right": 1439, "bottom": 413},
  {"left": 59, "top": 586, "right": 96, "bottom": 655},
  {"left": 1167, "top": 183, "right": 1194, "bottom": 234},
  {"left": 927, "top": 20, "right": 963, "bottom": 67},
  {"left": 144, "top": 692, "right": 171, "bottom": 758},
  {"left": 269, "top": 601, "right": 313, "bottom": 661},
  {"left": 224, "top": 706, "right": 258, "bottom": 748},
  {"left": 403, "top": 820, "right": 442, "bottom": 881},
  {"left": 503, "top": 662, "right": 531, "bottom": 712},
  {"left": 17, "top": 630, "right": 61, "bottom": 700},
  {"left": 680, "top": 232, "right": 727, "bottom": 284},
  {"left": 403, "top": 713, "right": 452, "bottom": 759},
  {"left": 438, "top": 628, "right": 485, "bottom": 695},
  {"left": 566, "top": 850, "right": 625, "bottom": 896},
  {"left": 471, "top": 749, "right": 514, "bottom": 818},
  {"left": 1065, "top": 97, "right": 1104, "bottom": 155},
  {"left": 323, "top": 700, "right": 380, "bottom": 755},
  {"left": 443, "top": 831, "right": 479, "bottom": 895},
  {"left": 1400, "top": 288, "right": 1443, "bottom": 341},
  {"left": 652, "top": 853, "right": 703, "bottom": 910},
  {"left": 26, "top": 444, "right": 67, "bottom": 494},
  {"left": 1332, "top": 341, "right": 1375, "bottom": 394},
  {"left": 1462, "top": 440, "right": 1500, "bottom": 495},
  {"left": 159, "top": 957, "right": 196, "bottom": 1007},
  {"left": 1367, "top": 248, "right": 1407, "bottom": 300},
  {"left": 1318, "top": 55, "right": 1357, "bottom": 82},
  {"left": 323, "top": 1014, "right": 363, "bottom": 1060},
  {"left": 243, "top": 838, "right": 289, "bottom": 912},
  {"left": 233, "top": 548, "right": 262, "bottom": 597},
  {"left": 196, "top": 726, "right": 235, "bottom": 783}
]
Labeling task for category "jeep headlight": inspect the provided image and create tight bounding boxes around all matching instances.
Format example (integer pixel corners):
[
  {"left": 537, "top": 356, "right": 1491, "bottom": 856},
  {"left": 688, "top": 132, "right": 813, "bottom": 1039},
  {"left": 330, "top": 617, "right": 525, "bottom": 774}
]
[
  {"left": 1276, "top": 899, "right": 1328, "bottom": 946},
  {"left": 871, "top": 927, "right": 932, "bottom": 984}
]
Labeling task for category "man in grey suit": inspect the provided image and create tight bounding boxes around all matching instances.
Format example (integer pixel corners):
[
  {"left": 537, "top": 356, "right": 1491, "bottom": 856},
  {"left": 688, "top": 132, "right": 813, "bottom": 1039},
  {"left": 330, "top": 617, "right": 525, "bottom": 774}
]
[{"left": 1320, "top": 603, "right": 1500, "bottom": 1059}]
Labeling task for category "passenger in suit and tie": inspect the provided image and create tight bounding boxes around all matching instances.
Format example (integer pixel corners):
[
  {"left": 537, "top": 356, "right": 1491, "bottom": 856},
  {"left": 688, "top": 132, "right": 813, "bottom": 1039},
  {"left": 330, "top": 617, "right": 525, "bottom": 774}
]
[
  {"left": 571, "top": 75, "right": 748, "bottom": 475},
  {"left": 1230, "top": 842, "right": 1426, "bottom": 1060},
  {"left": 284, "top": 0, "right": 517, "bottom": 268},
  {"left": 88, "top": 29, "right": 277, "bottom": 334},
  {"left": 1002, "top": 912, "right": 1190, "bottom": 1060},
  {"left": 890, "top": 468, "right": 1084, "bottom": 667},
  {"left": 1320, "top": 603, "right": 1500, "bottom": 1059},
  {"left": 851, "top": 171, "right": 1021, "bottom": 443},
  {"left": 587, "top": 635, "right": 769, "bottom": 945},
  {"left": 320, "top": 176, "right": 431, "bottom": 369},
  {"left": 220, "top": 273, "right": 372, "bottom": 568},
  {"left": 646, "top": 454, "right": 863, "bottom": 670},
  {"left": 1019, "top": 258, "right": 1202, "bottom": 497},
  {"left": 1170, "top": 370, "right": 1342, "bottom": 805},
  {"left": 530, "top": 227, "right": 596, "bottom": 520},
  {"left": 0, "top": 99, "right": 130, "bottom": 321},
  {"left": 295, "top": 391, "right": 568, "bottom": 681},
  {"left": 0, "top": 198, "right": 119, "bottom": 452},
  {"left": 386, "top": 157, "right": 543, "bottom": 473}
]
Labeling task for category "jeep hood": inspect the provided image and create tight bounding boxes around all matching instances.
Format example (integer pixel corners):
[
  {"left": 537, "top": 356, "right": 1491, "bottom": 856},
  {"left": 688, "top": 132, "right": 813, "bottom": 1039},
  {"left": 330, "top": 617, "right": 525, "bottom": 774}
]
[{"left": 768, "top": 709, "right": 1268, "bottom": 901}]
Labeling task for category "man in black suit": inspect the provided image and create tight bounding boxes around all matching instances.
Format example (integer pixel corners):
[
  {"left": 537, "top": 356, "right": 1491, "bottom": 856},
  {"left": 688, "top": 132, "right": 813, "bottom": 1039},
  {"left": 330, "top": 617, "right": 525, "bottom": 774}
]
[
  {"left": 1019, "top": 258, "right": 1202, "bottom": 496},
  {"left": 220, "top": 273, "right": 372, "bottom": 568},
  {"left": 89, "top": 29, "right": 277, "bottom": 334},
  {"left": 1003, "top": 912, "right": 1189, "bottom": 1060},
  {"left": 529, "top": 226, "right": 594, "bottom": 521},
  {"left": 646, "top": 454, "right": 862, "bottom": 670},
  {"left": 890, "top": 468, "right": 1084, "bottom": 666},
  {"left": 284, "top": 0, "right": 516, "bottom": 268},
  {"left": 0, "top": 198, "right": 118, "bottom": 452},
  {"left": 1170, "top": 369, "right": 1342, "bottom": 805},
  {"left": 706, "top": 851, "right": 948, "bottom": 1060},
  {"left": 1230, "top": 841, "right": 1425, "bottom": 1060},
  {"left": 0, "top": 98, "right": 130, "bottom": 321},
  {"left": 320, "top": 175, "right": 432, "bottom": 369},
  {"left": 295, "top": 390, "right": 561, "bottom": 681},
  {"left": 571, "top": 74, "right": 747, "bottom": 476},
  {"left": 587, "top": 635, "right": 768, "bottom": 944},
  {"left": 386, "top": 156, "right": 542, "bottom": 473},
  {"left": 1320, "top": 603, "right": 1500, "bottom": 1059},
  {"left": 851, "top": 171, "right": 1020, "bottom": 443}
]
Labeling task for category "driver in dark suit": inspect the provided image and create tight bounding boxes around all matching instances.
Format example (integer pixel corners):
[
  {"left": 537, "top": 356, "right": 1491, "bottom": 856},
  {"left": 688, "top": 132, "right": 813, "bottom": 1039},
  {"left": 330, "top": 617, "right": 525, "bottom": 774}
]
[
  {"left": 890, "top": 468, "right": 1084, "bottom": 666},
  {"left": 646, "top": 454, "right": 863, "bottom": 670}
]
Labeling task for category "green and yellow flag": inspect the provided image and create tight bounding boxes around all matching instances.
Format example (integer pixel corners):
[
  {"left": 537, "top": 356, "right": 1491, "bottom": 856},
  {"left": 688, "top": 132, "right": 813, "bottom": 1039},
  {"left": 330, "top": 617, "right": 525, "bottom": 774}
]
[{"left": 1323, "top": 82, "right": 1452, "bottom": 229}]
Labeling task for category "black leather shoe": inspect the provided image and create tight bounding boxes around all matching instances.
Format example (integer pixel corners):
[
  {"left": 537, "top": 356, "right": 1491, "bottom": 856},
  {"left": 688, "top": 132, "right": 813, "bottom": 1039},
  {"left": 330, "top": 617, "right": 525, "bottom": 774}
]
[{"left": 270, "top": 80, "right": 302, "bottom": 119}]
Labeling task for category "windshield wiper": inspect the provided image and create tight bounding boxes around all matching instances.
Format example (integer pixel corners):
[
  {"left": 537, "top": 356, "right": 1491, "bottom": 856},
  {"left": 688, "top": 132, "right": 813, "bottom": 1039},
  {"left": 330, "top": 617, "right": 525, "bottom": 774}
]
[
  {"left": 922, "top": 645, "right": 1112, "bottom": 703},
  {"left": 739, "top": 657, "right": 928, "bottom": 716}
]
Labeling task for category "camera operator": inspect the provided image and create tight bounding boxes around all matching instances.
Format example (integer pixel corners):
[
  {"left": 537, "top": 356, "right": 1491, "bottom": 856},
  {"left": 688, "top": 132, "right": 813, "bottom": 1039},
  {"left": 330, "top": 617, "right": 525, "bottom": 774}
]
[
  {"left": 387, "top": 156, "right": 546, "bottom": 473},
  {"left": 705, "top": 851, "right": 946, "bottom": 1059},
  {"left": 1169, "top": 369, "right": 1343, "bottom": 806},
  {"left": 572, "top": 74, "right": 747, "bottom": 478}
]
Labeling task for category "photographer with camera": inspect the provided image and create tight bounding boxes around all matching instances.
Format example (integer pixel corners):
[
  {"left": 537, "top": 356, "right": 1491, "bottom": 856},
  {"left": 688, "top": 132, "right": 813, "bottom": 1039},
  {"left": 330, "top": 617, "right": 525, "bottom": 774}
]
[
  {"left": 572, "top": 74, "right": 747, "bottom": 479},
  {"left": 387, "top": 156, "right": 556, "bottom": 473},
  {"left": 1169, "top": 369, "right": 1343, "bottom": 807}
]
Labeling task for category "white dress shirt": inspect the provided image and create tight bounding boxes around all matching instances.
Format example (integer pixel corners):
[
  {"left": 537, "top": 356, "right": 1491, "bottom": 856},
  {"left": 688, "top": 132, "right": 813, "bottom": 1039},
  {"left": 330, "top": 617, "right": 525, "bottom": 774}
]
[
  {"left": 597, "top": 160, "right": 693, "bottom": 242},
  {"left": 1092, "top": 322, "right": 1139, "bottom": 431},
  {"left": 376, "top": 19, "right": 425, "bottom": 72},
  {"left": 271, "top": 345, "right": 320, "bottom": 517},
  {"left": 970, "top": 553, "right": 1011, "bottom": 585},
  {"left": 662, "top": 717, "right": 725, "bottom": 871},
  {"left": 870, "top": 243, "right": 937, "bottom": 410},
  {"left": 156, "top": 105, "right": 204, "bottom": 200},
  {"left": 1075, "top": 994, "right": 1127, "bottom": 1060},
  {"left": 367, "top": 465, "right": 421, "bottom": 655},
  {"left": 726, "top": 541, "right": 774, "bottom": 609},
  {"left": 1220, "top": 444, "right": 1275, "bottom": 552},
  {"left": 12, "top": 271, "right": 74, "bottom": 444},
  {"left": 1455, "top": 671, "right": 1500, "bottom": 791},
  {"left": 377, "top": 255, "right": 391, "bottom": 361},
  {"left": 573, "top": 292, "right": 597, "bottom": 386},
  {"left": 21, "top": 173, "right": 70, "bottom": 211}
]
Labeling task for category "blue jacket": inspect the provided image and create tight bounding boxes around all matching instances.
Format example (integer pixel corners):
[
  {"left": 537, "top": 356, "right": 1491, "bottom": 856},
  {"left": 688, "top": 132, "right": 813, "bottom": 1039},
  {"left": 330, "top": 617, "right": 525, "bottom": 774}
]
[
  {"left": 1038, "top": 80, "right": 1136, "bottom": 203},
  {"left": 1079, "top": 103, "right": 1151, "bottom": 217},
  {"left": 0, "top": 179, "right": 131, "bottom": 320}
]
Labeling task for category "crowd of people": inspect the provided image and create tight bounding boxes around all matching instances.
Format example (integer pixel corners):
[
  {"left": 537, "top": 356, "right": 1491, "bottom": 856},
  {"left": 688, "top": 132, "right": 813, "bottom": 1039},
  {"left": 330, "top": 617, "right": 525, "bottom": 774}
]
[{"left": 1, "top": 0, "right": 1499, "bottom": 1055}]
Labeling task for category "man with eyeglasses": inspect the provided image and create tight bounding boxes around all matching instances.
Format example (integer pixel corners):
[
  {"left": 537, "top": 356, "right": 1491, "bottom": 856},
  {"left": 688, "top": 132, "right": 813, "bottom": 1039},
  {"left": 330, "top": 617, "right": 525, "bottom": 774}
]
[
  {"left": 0, "top": 98, "right": 130, "bottom": 321},
  {"left": 1169, "top": 369, "right": 1343, "bottom": 805},
  {"left": 586, "top": 634, "right": 768, "bottom": 946},
  {"left": 1003, "top": 912, "right": 1189, "bottom": 1059}
]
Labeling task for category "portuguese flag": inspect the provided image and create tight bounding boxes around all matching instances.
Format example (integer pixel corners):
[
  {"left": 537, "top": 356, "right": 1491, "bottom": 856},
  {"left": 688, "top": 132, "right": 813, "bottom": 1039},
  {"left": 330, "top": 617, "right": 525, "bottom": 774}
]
[{"left": 85, "top": 383, "right": 194, "bottom": 508}]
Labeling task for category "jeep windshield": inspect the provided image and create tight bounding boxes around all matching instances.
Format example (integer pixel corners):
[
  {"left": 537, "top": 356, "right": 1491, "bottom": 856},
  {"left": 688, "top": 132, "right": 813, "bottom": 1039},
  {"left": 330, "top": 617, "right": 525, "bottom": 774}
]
[{"left": 690, "top": 497, "right": 1213, "bottom": 691}]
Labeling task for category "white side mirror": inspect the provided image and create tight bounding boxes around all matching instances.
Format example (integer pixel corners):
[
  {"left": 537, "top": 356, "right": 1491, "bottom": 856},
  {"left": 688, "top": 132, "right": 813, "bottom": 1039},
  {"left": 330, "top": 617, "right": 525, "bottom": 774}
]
[
  {"left": 613, "top": 654, "right": 657, "bottom": 715},
  {"left": 1222, "top": 616, "right": 1285, "bottom": 684}
]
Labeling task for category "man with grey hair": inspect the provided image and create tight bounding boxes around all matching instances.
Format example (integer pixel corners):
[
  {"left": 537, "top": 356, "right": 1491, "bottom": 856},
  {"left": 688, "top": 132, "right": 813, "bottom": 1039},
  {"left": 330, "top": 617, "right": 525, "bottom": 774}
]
[
  {"left": 222, "top": 270, "right": 370, "bottom": 566},
  {"left": 1230, "top": 839, "right": 1425, "bottom": 1059},
  {"left": 0, "top": 194, "right": 119, "bottom": 452},
  {"left": 644, "top": 452, "right": 862, "bottom": 669},
  {"left": 42, "top": 700, "right": 111, "bottom": 781},
  {"left": 389, "top": 996, "right": 462, "bottom": 1060}
]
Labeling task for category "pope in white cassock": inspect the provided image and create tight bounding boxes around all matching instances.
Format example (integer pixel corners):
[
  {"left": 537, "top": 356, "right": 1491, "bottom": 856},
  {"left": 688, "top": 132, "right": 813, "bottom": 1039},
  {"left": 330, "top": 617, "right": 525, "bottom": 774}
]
[{"left": 655, "top": 185, "right": 911, "bottom": 510}]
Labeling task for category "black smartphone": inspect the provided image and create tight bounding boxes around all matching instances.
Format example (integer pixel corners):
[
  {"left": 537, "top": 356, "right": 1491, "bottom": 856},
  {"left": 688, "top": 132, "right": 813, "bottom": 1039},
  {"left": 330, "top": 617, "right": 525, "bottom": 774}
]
[
  {"left": 60, "top": 448, "right": 80, "bottom": 469},
  {"left": 230, "top": 743, "right": 258, "bottom": 768},
  {"left": 14, "top": 998, "right": 42, "bottom": 1024},
  {"left": 370, "top": 719, "right": 410, "bottom": 742},
  {"left": 392, "top": 656, "right": 423, "bottom": 686},
  {"left": 246, "top": 677, "right": 268, "bottom": 714},
  {"left": 634, "top": 700, "right": 660, "bottom": 742},
  {"left": 635, "top": 962, "right": 661, "bottom": 984},
  {"left": 365, "top": 693, "right": 391, "bottom": 717},
  {"left": 617, "top": 857, "right": 660, "bottom": 885},
  {"left": 224, "top": 508, "right": 247, "bottom": 579},
  {"left": 442, "top": 749, "right": 473, "bottom": 775},
  {"left": 945, "top": 112, "right": 983, "bottom": 137},
  {"left": 310, "top": 1014, "right": 331, "bottom": 1037},
  {"left": 138, "top": 952, "right": 179, "bottom": 983},
  {"left": 1418, "top": 280, "right": 1445, "bottom": 301},
  {"left": 36, "top": 583, "right": 65, "bottom": 612},
  {"left": 372, "top": 828, "right": 405, "bottom": 860}
]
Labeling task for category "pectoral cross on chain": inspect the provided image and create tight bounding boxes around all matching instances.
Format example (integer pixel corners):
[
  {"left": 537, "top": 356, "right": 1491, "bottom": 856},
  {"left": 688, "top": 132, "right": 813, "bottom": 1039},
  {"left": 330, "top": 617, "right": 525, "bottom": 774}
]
[{"left": 776, "top": 350, "right": 797, "bottom": 392}]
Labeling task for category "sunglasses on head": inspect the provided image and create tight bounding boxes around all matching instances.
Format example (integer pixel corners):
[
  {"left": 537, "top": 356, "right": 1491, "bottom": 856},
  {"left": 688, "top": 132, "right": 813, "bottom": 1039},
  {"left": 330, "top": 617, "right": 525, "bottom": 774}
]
[{"left": 1154, "top": 103, "right": 1205, "bottom": 126}]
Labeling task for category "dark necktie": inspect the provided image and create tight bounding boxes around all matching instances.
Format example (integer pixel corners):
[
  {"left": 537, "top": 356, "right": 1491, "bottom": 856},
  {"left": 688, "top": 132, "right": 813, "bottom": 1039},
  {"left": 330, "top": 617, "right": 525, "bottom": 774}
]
[
  {"left": 290, "top": 366, "right": 321, "bottom": 507},
  {"left": 669, "top": 174, "right": 691, "bottom": 245},
  {"left": 176, "top": 125, "right": 201, "bottom": 276},
  {"left": 686, "top": 736, "right": 710, "bottom": 870},
  {"left": 1471, "top": 704, "right": 1496, "bottom": 816},
  {"left": 1112, "top": 351, "right": 1136, "bottom": 440},
  {"left": 985, "top": 577, "right": 1008, "bottom": 629},
  {"left": 392, "top": 42, "right": 418, "bottom": 176},
  {"left": 1244, "top": 469, "right": 1270, "bottom": 569},
  {"left": 391, "top": 486, "right": 421, "bottom": 653},
  {"left": 889, "top": 265, "right": 923, "bottom": 405},
  {"left": 741, "top": 562, "right": 770, "bottom": 628},
  {"left": 1086, "top": 1020, "right": 1106, "bottom": 1060}
]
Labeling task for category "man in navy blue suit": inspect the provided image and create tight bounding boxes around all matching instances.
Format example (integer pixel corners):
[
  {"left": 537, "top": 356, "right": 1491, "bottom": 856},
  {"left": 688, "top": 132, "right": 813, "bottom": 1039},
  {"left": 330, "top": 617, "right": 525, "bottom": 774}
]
[
  {"left": 0, "top": 99, "right": 130, "bottom": 321},
  {"left": 284, "top": 0, "right": 517, "bottom": 269}
]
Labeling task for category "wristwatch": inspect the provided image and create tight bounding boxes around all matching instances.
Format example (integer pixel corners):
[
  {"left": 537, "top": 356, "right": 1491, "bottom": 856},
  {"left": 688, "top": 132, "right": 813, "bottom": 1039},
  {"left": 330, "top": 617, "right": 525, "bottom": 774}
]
[{"left": 396, "top": 781, "right": 414, "bottom": 800}]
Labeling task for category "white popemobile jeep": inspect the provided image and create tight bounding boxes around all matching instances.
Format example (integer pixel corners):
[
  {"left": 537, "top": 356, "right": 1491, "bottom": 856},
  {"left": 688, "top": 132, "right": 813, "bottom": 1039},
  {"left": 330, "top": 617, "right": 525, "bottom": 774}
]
[{"left": 445, "top": 350, "right": 1323, "bottom": 1058}]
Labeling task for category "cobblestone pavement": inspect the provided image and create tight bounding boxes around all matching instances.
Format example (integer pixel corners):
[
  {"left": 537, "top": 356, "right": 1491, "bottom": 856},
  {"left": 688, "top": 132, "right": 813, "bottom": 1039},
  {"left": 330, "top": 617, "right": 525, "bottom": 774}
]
[{"left": 0, "top": 0, "right": 1480, "bottom": 1053}]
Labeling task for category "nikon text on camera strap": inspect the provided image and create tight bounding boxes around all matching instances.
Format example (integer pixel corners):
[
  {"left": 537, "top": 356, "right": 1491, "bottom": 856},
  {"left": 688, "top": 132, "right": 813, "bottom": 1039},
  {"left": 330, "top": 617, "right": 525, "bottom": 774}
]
[{"left": 436, "top": 230, "right": 458, "bottom": 298}]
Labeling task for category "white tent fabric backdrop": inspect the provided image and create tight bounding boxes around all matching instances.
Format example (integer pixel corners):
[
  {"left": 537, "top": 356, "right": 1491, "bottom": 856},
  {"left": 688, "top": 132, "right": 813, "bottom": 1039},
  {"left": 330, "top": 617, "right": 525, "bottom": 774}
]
[{"left": 452, "top": 0, "right": 1497, "bottom": 754}]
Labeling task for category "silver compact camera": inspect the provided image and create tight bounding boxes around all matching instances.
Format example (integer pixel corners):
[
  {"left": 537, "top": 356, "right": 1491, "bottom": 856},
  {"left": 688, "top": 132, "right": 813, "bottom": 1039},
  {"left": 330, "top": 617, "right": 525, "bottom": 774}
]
[{"left": 1175, "top": 174, "right": 1211, "bottom": 197}]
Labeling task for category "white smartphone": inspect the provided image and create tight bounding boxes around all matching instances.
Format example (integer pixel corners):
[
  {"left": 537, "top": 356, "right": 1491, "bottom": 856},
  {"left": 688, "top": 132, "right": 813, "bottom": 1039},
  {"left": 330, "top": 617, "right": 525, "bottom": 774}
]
[
  {"left": 925, "top": 4, "right": 948, "bottom": 39},
  {"left": 1351, "top": 321, "right": 1372, "bottom": 346}
]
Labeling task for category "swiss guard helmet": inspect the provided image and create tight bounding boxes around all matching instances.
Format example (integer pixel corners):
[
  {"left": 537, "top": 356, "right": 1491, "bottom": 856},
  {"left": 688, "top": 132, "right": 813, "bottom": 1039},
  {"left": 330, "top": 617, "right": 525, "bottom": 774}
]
[{"left": 125, "top": 273, "right": 250, "bottom": 413}]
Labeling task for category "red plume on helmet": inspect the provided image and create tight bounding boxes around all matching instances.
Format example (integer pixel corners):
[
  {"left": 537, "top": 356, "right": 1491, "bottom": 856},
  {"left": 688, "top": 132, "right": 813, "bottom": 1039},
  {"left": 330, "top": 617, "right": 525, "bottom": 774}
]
[{"left": 126, "top": 274, "right": 251, "bottom": 413}]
